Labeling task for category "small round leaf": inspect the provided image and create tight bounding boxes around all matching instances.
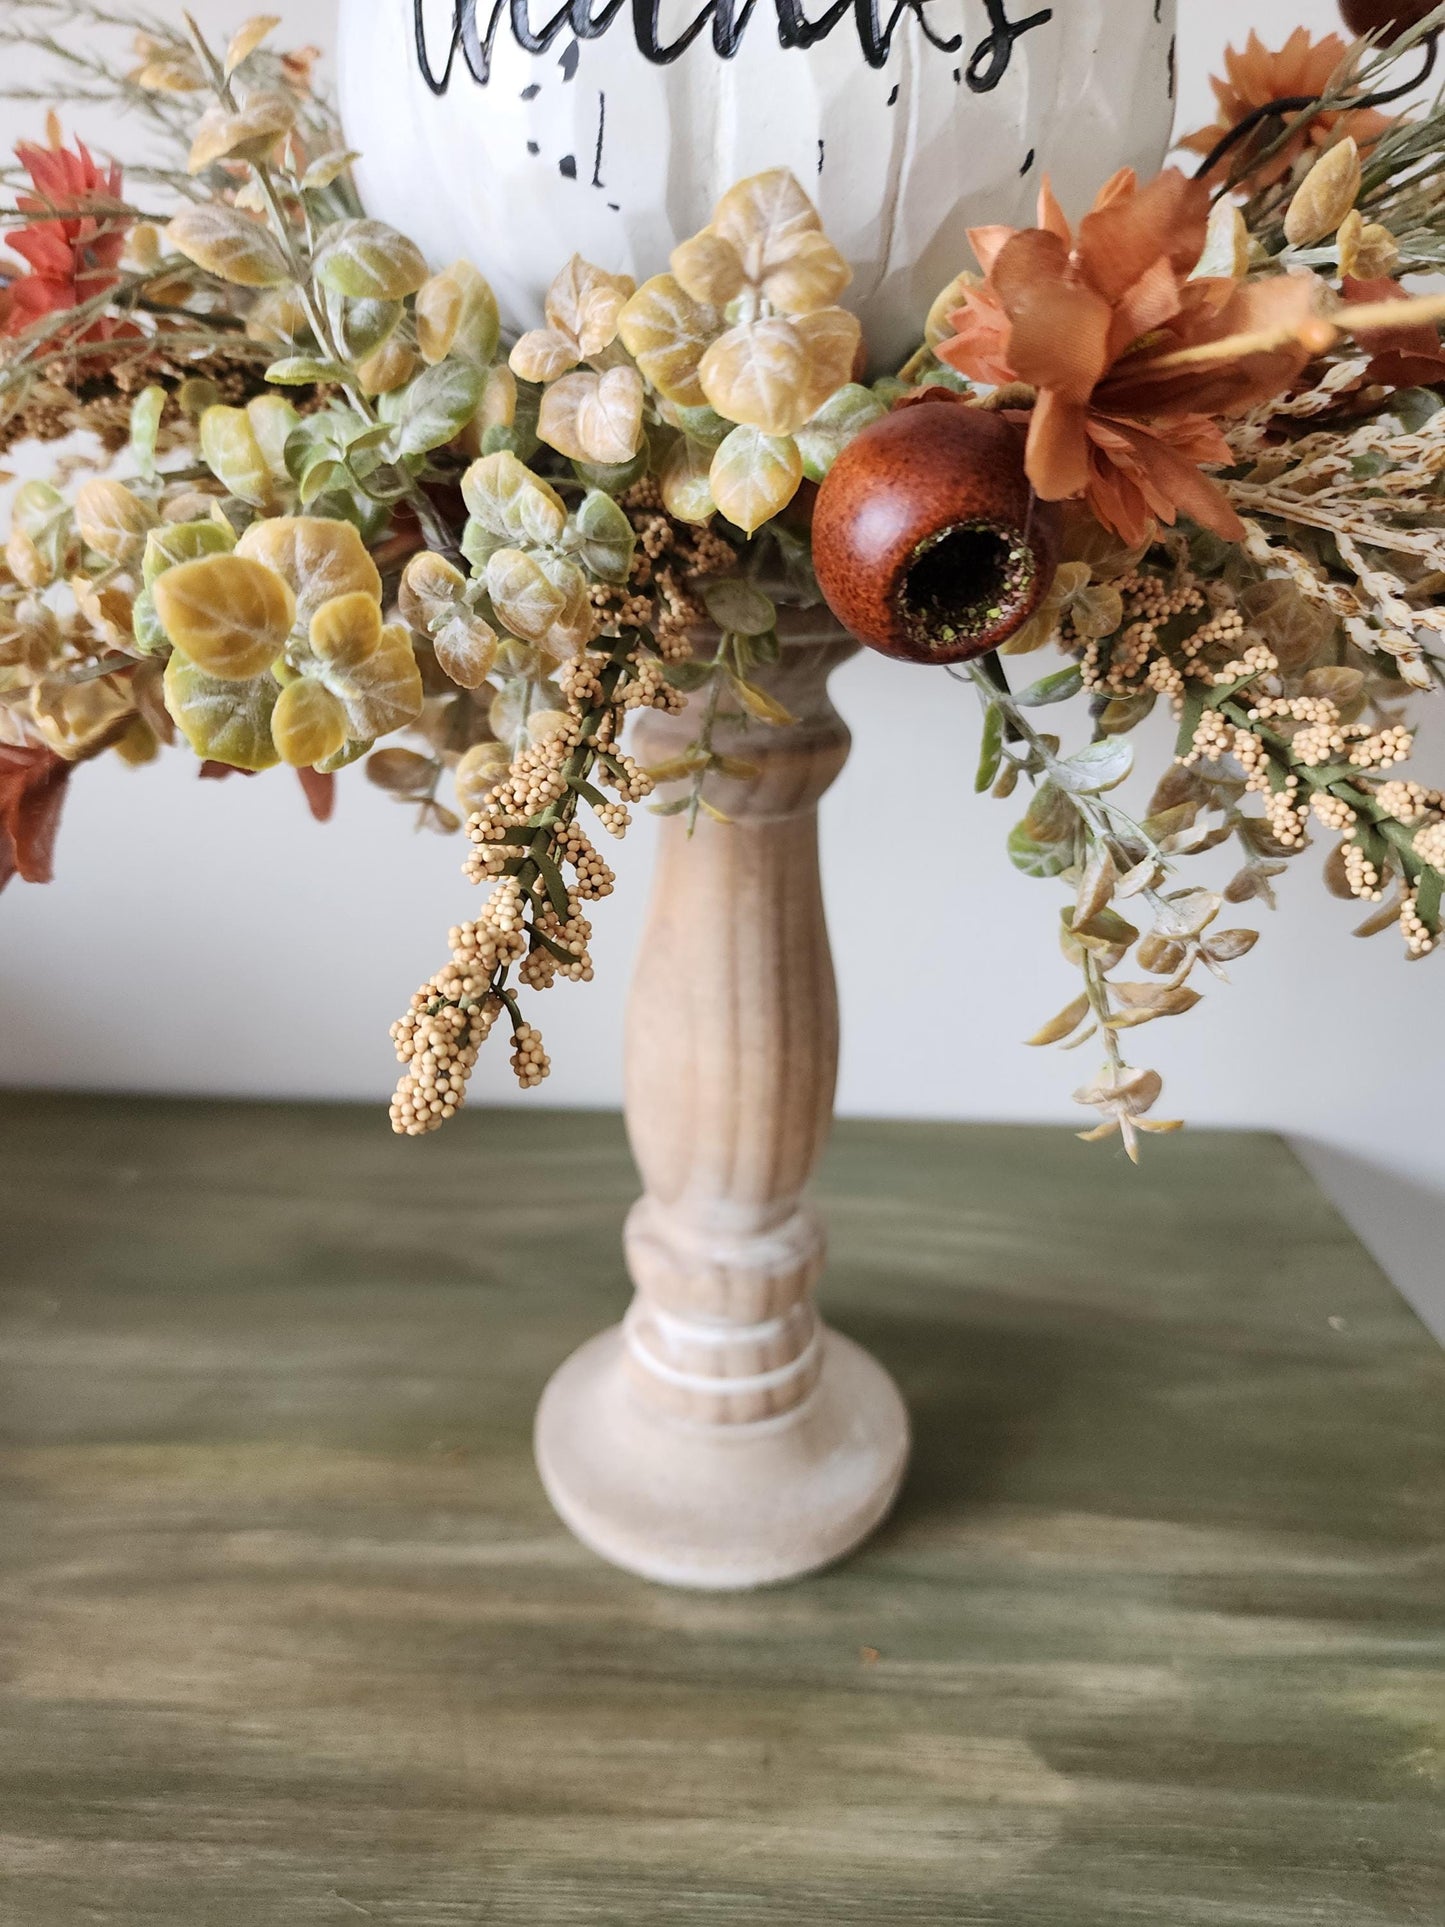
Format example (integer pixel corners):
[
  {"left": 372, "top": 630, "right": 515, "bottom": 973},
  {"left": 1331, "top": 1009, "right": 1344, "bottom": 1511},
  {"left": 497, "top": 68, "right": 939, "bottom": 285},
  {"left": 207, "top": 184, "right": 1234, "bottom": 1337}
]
[
  {"left": 163, "top": 655, "right": 279, "bottom": 769},
  {"left": 272, "top": 676, "right": 349, "bottom": 767},
  {"left": 152, "top": 554, "right": 295, "bottom": 680},
  {"left": 314, "top": 219, "right": 429, "bottom": 301}
]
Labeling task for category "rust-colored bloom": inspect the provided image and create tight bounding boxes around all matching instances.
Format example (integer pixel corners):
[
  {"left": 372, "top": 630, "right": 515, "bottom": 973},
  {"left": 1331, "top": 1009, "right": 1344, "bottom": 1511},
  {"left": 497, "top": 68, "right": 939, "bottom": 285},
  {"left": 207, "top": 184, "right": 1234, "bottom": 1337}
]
[
  {"left": 1180, "top": 30, "right": 1394, "bottom": 189},
  {"left": 1343, "top": 274, "right": 1445, "bottom": 388},
  {"left": 937, "top": 170, "right": 1321, "bottom": 547},
  {"left": 0, "top": 743, "right": 70, "bottom": 891},
  {"left": 3, "top": 132, "right": 131, "bottom": 341},
  {"left": 280, "top": 45, "right": 324, "bottom": 92}
]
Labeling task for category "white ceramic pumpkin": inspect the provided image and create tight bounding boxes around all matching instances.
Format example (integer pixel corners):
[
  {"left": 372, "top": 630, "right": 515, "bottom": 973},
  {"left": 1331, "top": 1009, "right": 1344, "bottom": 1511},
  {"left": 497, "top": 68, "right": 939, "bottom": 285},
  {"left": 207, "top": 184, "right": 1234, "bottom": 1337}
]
[{"left": 339, "top": 1, "right": 1180, "bottom": 367}]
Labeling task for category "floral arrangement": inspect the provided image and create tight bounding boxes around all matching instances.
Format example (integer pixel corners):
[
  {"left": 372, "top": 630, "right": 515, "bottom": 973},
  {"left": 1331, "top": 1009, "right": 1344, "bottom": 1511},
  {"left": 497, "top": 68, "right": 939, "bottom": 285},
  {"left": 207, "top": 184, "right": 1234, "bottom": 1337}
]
[{"left": 4, "top": 1, "right": 1445, "bottom": 1158}]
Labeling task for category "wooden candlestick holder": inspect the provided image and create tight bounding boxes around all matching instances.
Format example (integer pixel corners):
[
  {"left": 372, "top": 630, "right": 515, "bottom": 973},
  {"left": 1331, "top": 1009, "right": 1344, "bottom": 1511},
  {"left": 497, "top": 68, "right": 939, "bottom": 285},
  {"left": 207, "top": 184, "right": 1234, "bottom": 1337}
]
[{"left": 534, "top": 608, "right": 910, "bottom": 1589}]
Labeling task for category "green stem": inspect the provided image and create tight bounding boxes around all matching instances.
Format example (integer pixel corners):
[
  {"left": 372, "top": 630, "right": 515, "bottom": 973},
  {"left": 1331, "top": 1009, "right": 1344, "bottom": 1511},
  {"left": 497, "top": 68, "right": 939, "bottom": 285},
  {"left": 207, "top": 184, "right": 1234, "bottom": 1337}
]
[{"left": 684, "top": 628, "right": 733, "bottom": 834}]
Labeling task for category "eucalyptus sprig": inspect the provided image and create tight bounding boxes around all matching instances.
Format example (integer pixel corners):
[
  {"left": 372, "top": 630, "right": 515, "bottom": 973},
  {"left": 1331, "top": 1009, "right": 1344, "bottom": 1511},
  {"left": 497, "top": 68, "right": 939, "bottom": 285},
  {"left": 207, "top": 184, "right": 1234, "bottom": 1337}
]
[
  {"left": 965, "top": 656, "right": 1259, "bottom": 1159},
  {"left": 168, "top": 13, "right": 473, "bottom": 564}
]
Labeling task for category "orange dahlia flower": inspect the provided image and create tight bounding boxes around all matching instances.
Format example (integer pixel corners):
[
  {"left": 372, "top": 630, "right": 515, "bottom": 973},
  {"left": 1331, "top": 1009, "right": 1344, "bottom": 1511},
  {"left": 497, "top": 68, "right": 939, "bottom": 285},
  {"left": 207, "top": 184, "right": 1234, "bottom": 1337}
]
[
  {"left": 3, "top": 134, "right": 131, "bottom": 341},
  {"left": 1180, "top": 30, "right": 1394, "bottom": 188},
  {"left": 937, "top": 170, "right": 1322, "bottom": 547}
]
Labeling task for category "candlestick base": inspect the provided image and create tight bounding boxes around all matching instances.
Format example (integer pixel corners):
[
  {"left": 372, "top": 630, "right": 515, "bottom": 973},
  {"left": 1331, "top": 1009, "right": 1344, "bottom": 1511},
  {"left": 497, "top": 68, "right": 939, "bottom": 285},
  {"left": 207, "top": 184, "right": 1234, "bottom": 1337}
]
[{"left": 535, "top": 1327, "right": 910, "bottom": 1591}]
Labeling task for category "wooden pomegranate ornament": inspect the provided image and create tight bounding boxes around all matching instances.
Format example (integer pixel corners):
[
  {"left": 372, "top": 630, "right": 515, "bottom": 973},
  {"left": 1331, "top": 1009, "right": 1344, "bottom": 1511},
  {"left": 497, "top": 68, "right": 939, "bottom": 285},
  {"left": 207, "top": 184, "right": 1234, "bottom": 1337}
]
[
  {"left": 811, "top": 398, "right": 1061, "bottom": 666},
  {"left": 1339, "top": 0, "right": 1439, "bottom": 35}
]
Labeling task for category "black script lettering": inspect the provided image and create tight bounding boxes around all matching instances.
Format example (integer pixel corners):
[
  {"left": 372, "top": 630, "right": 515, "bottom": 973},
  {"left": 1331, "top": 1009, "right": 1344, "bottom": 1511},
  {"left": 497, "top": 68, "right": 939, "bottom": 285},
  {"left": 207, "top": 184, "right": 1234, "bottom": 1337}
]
[
  {"left": 414, "top": 0, "right": 1053, "bottom": 90},
  {"left": 854, "top": 0, "right": 960, "bottom": 70},
  {"left": 714, "top": 0, "right": 761, "bottom": 58},
  {"left": 415, "top": 0, "right": 510, "bottom": 92},
  {"left": 776, "top": 0, "right": 851, "bottom": 50},
  {"left": 511, "top": 0, "right": 576, "bottom": 55},
  {"left": 571, "top": 0, "right": 627, "bottom": 35},
  {"left": 632, "top": 0, "right": 715, "bottom": 64},
  {"left": 965, "top": 1, "right": 1053, "bottom": 94}
]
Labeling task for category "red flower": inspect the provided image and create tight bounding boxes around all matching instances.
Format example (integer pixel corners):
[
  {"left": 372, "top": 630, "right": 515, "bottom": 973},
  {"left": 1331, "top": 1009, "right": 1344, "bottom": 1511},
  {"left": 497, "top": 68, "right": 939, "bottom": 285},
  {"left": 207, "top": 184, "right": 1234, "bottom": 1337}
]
[
  {"left": 3, "top": 133, "right": 132, "bottom": 341},
  {"left": 1342, "top": 274, "right": 1445, "bottom": 389},
  {"left": 0, "top": 743, "right": 70, "bottom": 891},
  {"left": 938, "top": 170, "right": 1321, "bottom": 547}
]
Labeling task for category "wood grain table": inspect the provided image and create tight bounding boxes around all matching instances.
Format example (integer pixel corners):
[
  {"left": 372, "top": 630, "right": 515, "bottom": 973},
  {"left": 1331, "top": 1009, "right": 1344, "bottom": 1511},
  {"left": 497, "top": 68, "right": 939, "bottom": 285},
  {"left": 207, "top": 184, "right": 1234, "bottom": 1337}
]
[{"left": 1, "top": 1095, "right": 1441, "bottom": 1926}]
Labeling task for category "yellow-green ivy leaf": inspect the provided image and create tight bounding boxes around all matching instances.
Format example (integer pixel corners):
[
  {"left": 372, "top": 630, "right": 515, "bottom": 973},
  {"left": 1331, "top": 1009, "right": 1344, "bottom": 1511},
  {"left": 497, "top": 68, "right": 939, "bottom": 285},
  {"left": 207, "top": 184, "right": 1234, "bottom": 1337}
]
[
  {"left": 129, "top": 384, "right": 166, "bottom": 481},
  {"left": 74, "top": 479, "right": 156, "bottom": 565},
  {"left": 794, "top": 382, "right": 887, "bottom": 483},
  {"left": 313, "top": 219, "right": 429, "bottom": 301},
  {"left": 395, "top": 358, "right": 486, "bottom": 457},
  {"left": 434, "top": 611, "right": 499, "bottom": 689},
  {"left": 318, "top": 622, "right": 424, "bottom": 739},
  {"left": 235, "top": 515, "right": 382, "bottom": 622},
  {"left": 534, "top": 552, "right": 593, "bottom": 658},
  {"left": 246, "top": 394, "right": 300, "bottom": 484},
  {"left": 509, "top": 327, "right": 579, "bottom": 384},
  {"left": 152, "top": 553, "right": 295, "bottom": 679},
  {"left": 309, "top": 589, "right": 383, "bottom": 669},
  {"left": 730, "top": 673, "right": 796, "bottom": 727},
  {"left": 399, "top": 551, "right": 468, "bottom": 634},
  {"left": 225, "top": 13, "right": 281, "bottom": 73},
  {"left": 461, "top": 451, "right": 567, "bottom": 547},
  {"left": 166, "top": 204, "right": 290, "bottom": 287},
  {"left": 700, "top": 317, "right": 814, "bottom": 436},
  {"left": 188, "top": 92, "right": 294, "bottom": 173},
  {"left": 709, "top": 426, "right": 802, "bottom": 535},
  {"left": 415, "top": 259, "right": 500, "bottom": 366},
  {"left": 200, "top": 404, "right": 274, "bottom": 507},
  {"left": 791, "top": 306, "right": 863, "bottom": 410},
  {"left": 761, "top": 230, "right": 852, "bottom": 316},
  {"left": 617, "top": 274, "right": 720, "bottom": 407},
  {"left": 711, "top": 169, "right": 820, "bottom": 269},
  {"left": 486, "top": 547, "right": 566, "bottom": 644},
  {"left": 356, "top": 339, "right": 418, "bottom": 395},
  {"left": 164, "top": 654, "right": 279, "bottom": 769},
  {"left": 538, "top": 366, "right": 644, "bottom": 465},
  {"left": 570, "top": 489, "right": 635, "bottom": 583},
  {"left": 271, "top": 674, "right": 348, "bottom": 766},
  {"left": 142, "top": 518, "right": 235, "bottom": 589},
  {"left": 301, "top": 149, "right": 360, "bottom": 192},
  {"left": 659, "top": 435, "right": 717, "bottom": 523},
  {"left": 339, "top": 296, "right": 403, "bottom": 362},
  {"left": 544, "top": 254, "right": 633, "bottom": 353},
  {"left": 669, "top": 229, "right": 746, "bottom": 309}
]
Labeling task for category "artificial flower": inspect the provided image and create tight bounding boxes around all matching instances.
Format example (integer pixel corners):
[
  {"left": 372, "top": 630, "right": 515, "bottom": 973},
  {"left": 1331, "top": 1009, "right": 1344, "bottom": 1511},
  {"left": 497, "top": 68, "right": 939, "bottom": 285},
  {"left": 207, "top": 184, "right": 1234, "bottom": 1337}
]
[
  {"left": 3, "top": 131, "right": 131, "bottom": 341},
  {"left": 1180, "top": 30, "right": 1394, "bottom": 189},
  {"left": 938, "top": 170, "right": 1321, "bottom": 546},
  {"left": 0, "top": 742, "right": 69, "bottom": 890},
  {"left": 1342, "top": 274, "right": 1445, "bottom": 388}
]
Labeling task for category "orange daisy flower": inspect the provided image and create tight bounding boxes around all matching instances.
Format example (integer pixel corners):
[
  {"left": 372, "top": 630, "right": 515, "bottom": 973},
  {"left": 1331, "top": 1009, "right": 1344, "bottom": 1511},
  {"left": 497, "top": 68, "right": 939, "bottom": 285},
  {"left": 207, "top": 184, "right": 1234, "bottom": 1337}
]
[
  {"left": 937, "top": 170, "right": 1322, "bottom": 548},
  {"left": 1180, "top": 30, "right": 1394, "bottom": 188}
]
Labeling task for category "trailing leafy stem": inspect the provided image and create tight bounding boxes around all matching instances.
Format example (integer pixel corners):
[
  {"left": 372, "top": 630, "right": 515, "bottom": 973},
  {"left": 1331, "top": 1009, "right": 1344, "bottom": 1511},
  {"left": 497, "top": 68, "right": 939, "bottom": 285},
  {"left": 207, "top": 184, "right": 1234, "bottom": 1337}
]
[
  {"left": 646, "top": 576, "right": 792, "bottom": 832},
  {"left": 965, "top": 655, "right": 1240, "bottom": 1159},
  {"left": 167, "top": 15, "right": 476, "bottom": 564}
]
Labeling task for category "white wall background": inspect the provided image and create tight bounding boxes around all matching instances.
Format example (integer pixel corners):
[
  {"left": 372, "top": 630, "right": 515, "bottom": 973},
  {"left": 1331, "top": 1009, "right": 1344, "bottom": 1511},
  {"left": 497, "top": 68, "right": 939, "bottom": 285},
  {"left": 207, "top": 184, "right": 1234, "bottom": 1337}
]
[{"left": 3, "top": 0, "right": 1443, "bottom": 1336}]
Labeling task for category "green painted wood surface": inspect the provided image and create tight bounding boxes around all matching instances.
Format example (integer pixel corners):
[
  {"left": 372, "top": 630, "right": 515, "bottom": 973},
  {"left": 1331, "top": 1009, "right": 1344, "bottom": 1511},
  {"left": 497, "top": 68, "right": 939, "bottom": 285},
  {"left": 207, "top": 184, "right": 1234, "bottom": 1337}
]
[{"left": 0, "top": 1095, "right": 1441, "bottom": 1926}]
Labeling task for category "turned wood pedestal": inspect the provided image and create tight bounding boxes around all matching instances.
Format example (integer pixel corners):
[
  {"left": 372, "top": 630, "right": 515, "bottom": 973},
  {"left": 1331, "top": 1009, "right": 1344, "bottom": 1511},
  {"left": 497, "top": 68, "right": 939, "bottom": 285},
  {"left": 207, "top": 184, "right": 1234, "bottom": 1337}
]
[{"left": 534, "top": 610, "right": 911, "bottom": 1588}]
